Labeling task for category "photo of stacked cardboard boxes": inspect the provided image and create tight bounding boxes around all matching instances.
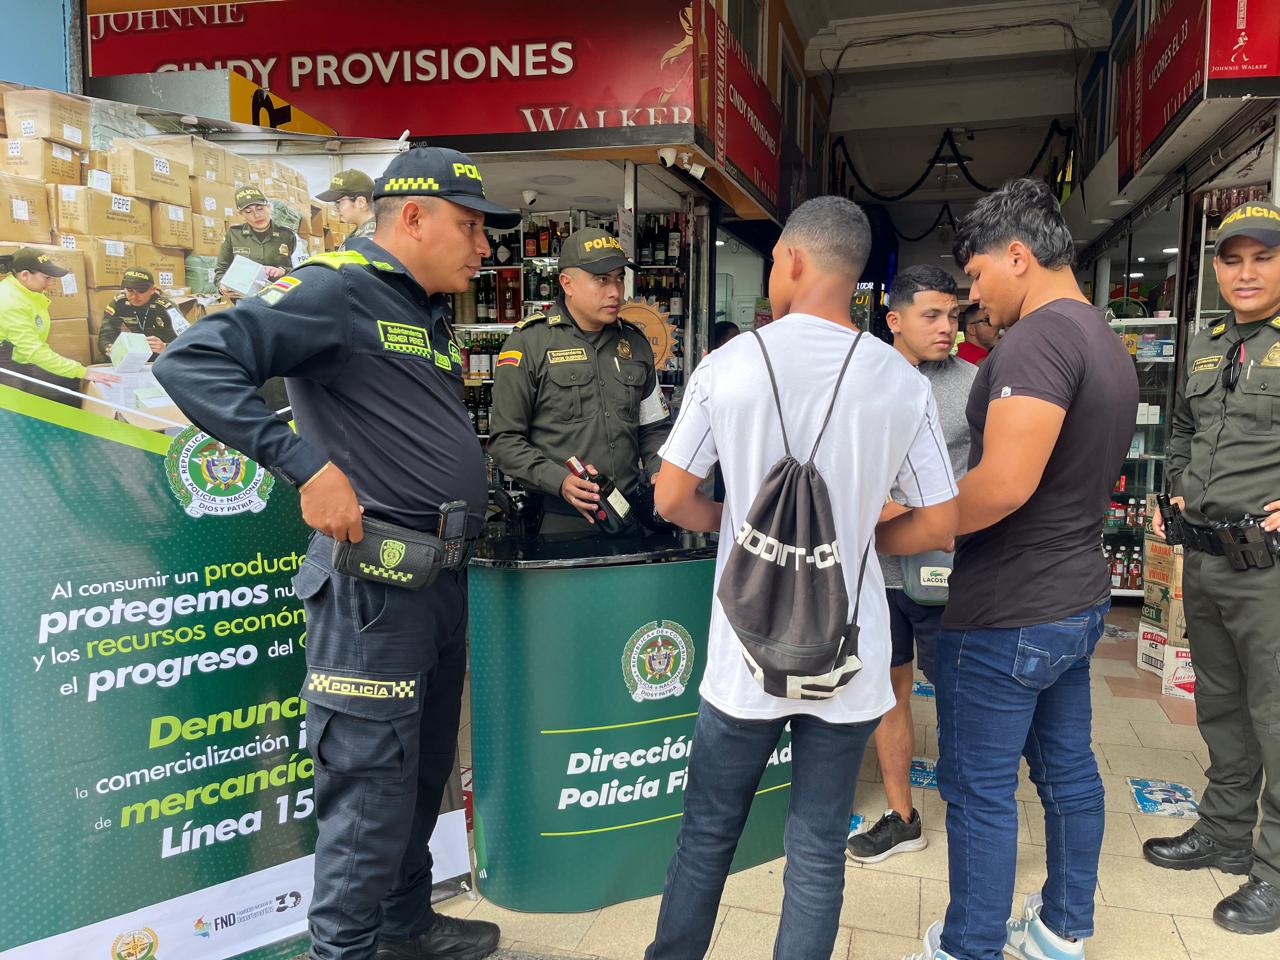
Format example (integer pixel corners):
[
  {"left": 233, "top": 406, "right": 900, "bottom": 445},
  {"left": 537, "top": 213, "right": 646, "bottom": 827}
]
[
  {"left": 1137, "top": 492, "right": 1194, "bottom": 700},
  {"left": 0, "top": 84, "right": 353, "bottom": 430}
]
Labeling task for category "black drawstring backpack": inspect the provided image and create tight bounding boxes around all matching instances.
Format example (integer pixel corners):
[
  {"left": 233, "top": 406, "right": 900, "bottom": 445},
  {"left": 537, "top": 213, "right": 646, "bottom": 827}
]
[{"left": 716, "top": 329, "right": 871, "bottom": 700}]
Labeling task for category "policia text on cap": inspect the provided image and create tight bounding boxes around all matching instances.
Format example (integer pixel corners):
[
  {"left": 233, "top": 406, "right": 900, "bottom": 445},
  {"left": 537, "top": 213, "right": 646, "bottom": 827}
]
[
  {"left": 1144, "top": 200, "right": 1280, "bottom": 934},
  {"left": 154, "top": 148, "right": 517, "bottom": 960},
  {"left": 488, "top": 228, "right": 672, "bottom": 532}
]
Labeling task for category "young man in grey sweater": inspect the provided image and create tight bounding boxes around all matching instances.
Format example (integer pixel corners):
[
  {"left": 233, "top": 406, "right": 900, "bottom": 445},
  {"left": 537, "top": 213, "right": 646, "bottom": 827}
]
[{"left": 848, "top": 264, "right": 977, "bottom": 864}]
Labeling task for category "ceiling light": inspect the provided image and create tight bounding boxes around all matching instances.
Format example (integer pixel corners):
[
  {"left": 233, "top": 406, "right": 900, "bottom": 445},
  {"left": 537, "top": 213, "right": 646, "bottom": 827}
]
[
  {"left": 1108, "top": 198, "right": 1132, "bottom": 207},
  {"left": 1128, "top": 272, "right": 1144, "bottom": 278},
  {"left": 939, "top": 253, "right": 954, "bottom": 259},
  {"left": 1137, "top": 256, "right": 1146, "bottom": 262},
  {"left": 1163, "top": 247, "right": 1179, "bottom": 254},
  {"left": 715, "top": 239, "right": 725, "bottom": 246},
  {"left": 529, "top": 175, "right": 576, "bottom": 186},
  {"left": 1090, "top": 218, "right": 1112, "bottom": 225}
]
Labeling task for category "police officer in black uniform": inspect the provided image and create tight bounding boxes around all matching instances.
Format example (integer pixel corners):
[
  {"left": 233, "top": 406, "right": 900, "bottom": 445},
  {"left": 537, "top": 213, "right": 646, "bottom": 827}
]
[
  {"left": 97, "top": 267, "right": 186, "bottom": 360},
  {"left": 1144, "top": 200, "right": 1280, "bottom": 934},
  {"left": 155, "top": 147, "right": 519, "bottom": 960}
]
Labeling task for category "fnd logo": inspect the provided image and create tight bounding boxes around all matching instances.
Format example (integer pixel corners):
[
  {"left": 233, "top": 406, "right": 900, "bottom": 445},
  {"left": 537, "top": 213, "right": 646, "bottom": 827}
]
[{"left": 213, "top": 912, "right": 237, "bottom": 931}]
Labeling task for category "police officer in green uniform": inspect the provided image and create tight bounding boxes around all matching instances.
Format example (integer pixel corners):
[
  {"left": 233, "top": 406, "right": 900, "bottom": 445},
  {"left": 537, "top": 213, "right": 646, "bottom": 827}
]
[
  {"left": 1144, "top": 200, "right": 1280, "bottom": 934},
  {"left": 156, "top": 147, "right": 518, "bottom": 960},
  {"left": 214, "top": 186, "right": 298, "bottom": 296},
  {"left": 97, "top": 267, "right": 187, "bottom": 360},
  {"left": 317, "top": 169, "right": 377, "bottom": 248},
  {"left": 488, "top": 228, "right": 671, "bottom": 534}
]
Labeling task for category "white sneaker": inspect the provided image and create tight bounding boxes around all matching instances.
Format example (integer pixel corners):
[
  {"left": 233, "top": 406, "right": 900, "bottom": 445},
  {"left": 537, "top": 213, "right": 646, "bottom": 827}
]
[
  {"left": 1005, "top": 893, "right": 1084, "bottom": 959},
  {"left": 902, "top": 920, "right": 952, "bottom": 960}
]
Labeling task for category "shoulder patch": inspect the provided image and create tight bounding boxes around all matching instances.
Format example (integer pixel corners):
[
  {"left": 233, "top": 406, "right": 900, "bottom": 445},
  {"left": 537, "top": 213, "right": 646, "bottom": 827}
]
[
  {"left": 496, "top": 350, "right": 522, "bottom": 368},
  {"left": 515, "top": 312, "right": 546, "bottom": 330},
  {"left": 1209, "top": 321, "right": 1228, "bottom": 338},
  {"left": 302, "top": 250, "right": 370, "bottom": 270},
  {"left": 256, "top": 275, "right": 303, "bottom": 305},
  {"left": 1271, "top": 316, "right": 1280, "bottom": 331},
  {"left": 155, "top": 296, "right": 174, "bottom": 308},
  {"left": 547, "top": 313, "right": 564, "bottom": 326}
]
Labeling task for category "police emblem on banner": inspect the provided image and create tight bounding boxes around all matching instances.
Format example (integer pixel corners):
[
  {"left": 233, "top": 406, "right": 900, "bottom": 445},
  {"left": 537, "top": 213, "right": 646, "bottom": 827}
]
[
  {"left": 165, "top": 426, "right": 274, "bottom": 518},
  {"left": 111, "top": 926, "right": 160, "bottom": 960},
  {"left": 622, "top": 620, "right": 694, "bottom": 702}
]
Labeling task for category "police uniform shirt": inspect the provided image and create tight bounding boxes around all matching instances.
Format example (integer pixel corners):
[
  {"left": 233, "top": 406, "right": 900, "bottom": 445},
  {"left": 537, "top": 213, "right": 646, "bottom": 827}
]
[
  {"left": 153, "top": 237, "right": 487, "bottom": 534},
  {"left": 1168, "top": 314, "right": 1280, "bottom": 527},
  {"left": 214, "top": 223, "right": 299, "bottom": 286},
  {"left": 97, "top": 292, "right": 187, "bottom": 358},
  {"left": 488, "top": 295, "right": 671, "bottom": 499}
]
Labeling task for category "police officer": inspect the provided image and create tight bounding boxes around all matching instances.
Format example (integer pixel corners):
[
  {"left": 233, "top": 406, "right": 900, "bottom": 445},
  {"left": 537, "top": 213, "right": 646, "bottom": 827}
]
[
  {"left": 316, "top": 169, "right": 377, "bottom": 247},
  {"left": 1144, "top": 200, "right": 1280, "bottom": 934},
  {"left": 488, "top": 227, "right": 671, "bottom": 534},
  {"left": 155, "top": 147, "right": 518, "bottom": 960},
  {"left": 215, "top": 186, "right": 298, "bottom": 296},
  {"left": 1, "top": 247, "right": 119, "bottom": 400},
  {"left": 97, "top": 267, "right": 187, "bottom": 360}
]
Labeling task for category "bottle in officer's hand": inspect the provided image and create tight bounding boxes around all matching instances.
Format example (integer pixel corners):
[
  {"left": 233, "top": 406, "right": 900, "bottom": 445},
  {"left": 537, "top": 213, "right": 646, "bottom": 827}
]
[{"left": 567, "top": 456, "right": 631, "bottom": 533}]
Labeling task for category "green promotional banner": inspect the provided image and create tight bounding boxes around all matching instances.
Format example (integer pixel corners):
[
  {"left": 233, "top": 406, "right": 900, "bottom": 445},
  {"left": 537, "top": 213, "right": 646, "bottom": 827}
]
[
  {"left": 0, "top": 386, "right": 314, "bottom": 960},
  {"left": 469, "top": 562, "right": 792, "bottom": 912}
]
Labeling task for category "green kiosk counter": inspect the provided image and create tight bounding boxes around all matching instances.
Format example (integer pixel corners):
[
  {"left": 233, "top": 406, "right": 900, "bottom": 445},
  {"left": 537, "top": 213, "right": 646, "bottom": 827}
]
[{"left": 468, "top": 531, "right": 794, "bottom": 912}]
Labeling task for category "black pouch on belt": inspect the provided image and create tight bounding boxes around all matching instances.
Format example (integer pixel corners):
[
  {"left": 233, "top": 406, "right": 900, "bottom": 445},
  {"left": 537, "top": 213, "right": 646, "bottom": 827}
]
[{"left": 331, "top": 517, "right": 444, "bottom": 590}]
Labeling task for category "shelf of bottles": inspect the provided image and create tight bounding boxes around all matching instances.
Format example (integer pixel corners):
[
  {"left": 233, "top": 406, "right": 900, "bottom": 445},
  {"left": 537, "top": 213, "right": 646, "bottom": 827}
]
[{"left": 1104, "top": 317, "right": 1177, "bottom": 596}]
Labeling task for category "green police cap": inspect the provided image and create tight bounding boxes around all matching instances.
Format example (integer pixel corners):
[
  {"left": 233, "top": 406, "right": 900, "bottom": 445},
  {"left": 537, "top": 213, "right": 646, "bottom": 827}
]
[
  {"left": 1216, "top": 200, "right": 1280, "bottom": 253},
  {"left": 8, "top": 247, "right": 69, "bottom": 278},
  {"left": 235, "top": 186, "right": 269, "bottom": 210},
  {"left": 316, "top": 169, "right": 374, "bottom": 202},
  {"left": 122, "top": 267, "right": 155, "bottom": 290},
  {"left": 558, "top": 228, "right": 637, "bottom": 275},
  {"left": 372, "top": 147, "right": 520, "bottom": 228}
]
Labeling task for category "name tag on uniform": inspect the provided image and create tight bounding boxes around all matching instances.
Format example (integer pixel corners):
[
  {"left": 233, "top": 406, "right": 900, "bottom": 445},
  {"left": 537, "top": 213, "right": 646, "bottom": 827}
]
[
  {"left": 547, "top": 348, "right": 588, "bottom": 364},
  {"left": 1191, "top": 355, "right": 1222, "bottom": 374},
  {"left": 377, "top": 320, "right": 434, "bottom": 360}
]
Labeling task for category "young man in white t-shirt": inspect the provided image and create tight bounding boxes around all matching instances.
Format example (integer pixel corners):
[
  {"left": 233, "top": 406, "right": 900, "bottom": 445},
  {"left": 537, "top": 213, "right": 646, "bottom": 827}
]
[{"left": 645, "top": 196, "right": 959, "bottom": 960}]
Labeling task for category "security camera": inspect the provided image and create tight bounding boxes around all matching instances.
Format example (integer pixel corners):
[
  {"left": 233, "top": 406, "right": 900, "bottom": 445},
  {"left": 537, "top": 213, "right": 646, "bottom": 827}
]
[
  {"left": 657, "top": 147, "right": 678, "bottom": 168},
  {"left": 522, "top": 189, "right": 538, "bottom": 207}
]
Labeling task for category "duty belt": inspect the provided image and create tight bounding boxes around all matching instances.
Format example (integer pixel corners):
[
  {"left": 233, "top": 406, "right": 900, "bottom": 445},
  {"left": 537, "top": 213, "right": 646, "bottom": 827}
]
[
  {"left": 1183, "top": 518, "right": 1280, "bottom": 571},
  {"left": 331, "top": 517, "right": 476, "bottom": 590}
]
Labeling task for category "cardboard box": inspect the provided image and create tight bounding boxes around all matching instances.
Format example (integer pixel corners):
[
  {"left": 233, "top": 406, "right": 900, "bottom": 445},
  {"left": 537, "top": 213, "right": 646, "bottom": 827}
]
[
  {"left": 0, "top": 172, "right": 52, "bottom": 243},
  {"left": 107, "top": 142, "right": 191, "bottom": 206},
  {"left": 2, "top": 138, "right": 81, "bottom": 186},
  {"left": 152, "top": 202, "right": 194, "bottom": 249},
  {"left": 2, "top": 89, "right": 90, "bottom": 149},
  {"left": 225, "top": 152, "right": 252, "bottom": 188},
  {"left": 53, "top": 234, "right": 135, "bottom": 287},
  {"left": 137, "top": 135, "right": 227, "bottom": 184},
  {"left": 189, "top": 178, "right": 238, "bottom": 224},
  {"left": 1161, "top": 646, "right": 1195, "bottom": 700},
  {"left": 308, "top": 235, "right": 324, "bottom": 256},
  {"left": 192, "top": 214, "right": 223, "bottom": 257},
  {"left": 45, "top": 317, "right": 92, "bottom": 368},
  {"left": 134, "top": 245, "right": 186, "bottom": 290},
  {"left": 53, "top": 186, "right": 152, "bottom": 244},
  {"left": 88, "top": 287, "right": 120, "bottom": 337},
  {"left": 1141, "top": 580, "right": 1188, "bottom": 646},
  {"left": 0, "top": 241, "right": 87, "bottom": 319},
  {"left": 1143, "top": 535, "right": 1184, "bottom": 598}
]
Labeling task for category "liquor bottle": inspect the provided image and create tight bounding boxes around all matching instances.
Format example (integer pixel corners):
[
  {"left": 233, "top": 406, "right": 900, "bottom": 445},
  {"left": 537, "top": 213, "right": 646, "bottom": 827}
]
[
  {"left": 550, "top": 221, "right": 563, "bottom": 258},
  {"left": 1128, "top": 550, "right": 1143, "bottom": 590},
  {"left": 468, "top": 334, "right": 483, "bottom": 379},
  {"left": 566, "top": 456, "right": 631, "bottom": 533},
  {"left": 669, "top": 280, "right": 684, "bottom": 319},
  {"left": 654, "top": 215, "right": 668, "bottom": 265},
  {"left": 495, "top": 232, "right": 513, "bottom": 265},
  {"left": 503, "top": 286, "right": 516, "bottom": 322},
  {"left": 539, "top": 221, "right": 551, "bottom": 256},
  {"left": 641, "top": 215, "right": 654, "bottom": 265},
  {"left": 523, "top": 216, "right": 538, "bottom": 258},
  {"left": 460, "top": 334, "right": 472, "bottom": 375},
  {"left": 1111, "top": 550, "right": 1126, "bottom": 589},
  {"left": 539, "top": 271, "right": 552, "bottom": 300},
  {"left": 476, "top": 392, "right": 490, "bottom": 434},
  {"left": 1126, "top": 498, "right": 1138, "bottom": 527},
  {"left": 667, "top": 213, "right": 682, "bottom": 262}
]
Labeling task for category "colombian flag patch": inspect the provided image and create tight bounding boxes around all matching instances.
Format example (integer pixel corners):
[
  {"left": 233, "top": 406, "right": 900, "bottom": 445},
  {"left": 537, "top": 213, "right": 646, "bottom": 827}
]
[
  {"left": 496, "top": 350, "right": 522, "bottom": 368},
  {"left": 272, "top": 276, "right": 302, "bottom": 293}
]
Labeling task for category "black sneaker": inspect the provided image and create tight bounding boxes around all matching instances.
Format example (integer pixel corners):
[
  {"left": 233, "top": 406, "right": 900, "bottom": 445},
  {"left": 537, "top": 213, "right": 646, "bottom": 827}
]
[{"left": 846, "top": 808, "right": 927, "bottom": 864}]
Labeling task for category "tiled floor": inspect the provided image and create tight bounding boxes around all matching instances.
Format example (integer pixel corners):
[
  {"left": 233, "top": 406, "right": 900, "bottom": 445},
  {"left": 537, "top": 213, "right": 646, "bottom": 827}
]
[{"left": 449, "top": 602, "right": 1280, "bottom": 959}]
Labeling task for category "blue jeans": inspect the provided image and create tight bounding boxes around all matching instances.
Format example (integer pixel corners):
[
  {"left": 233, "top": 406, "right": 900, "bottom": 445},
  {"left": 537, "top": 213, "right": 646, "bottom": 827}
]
[
  {"left": 646, "top": 700, "right": 877, "bottom": 960},
  {"left": 936, "top": 599, "right": 1109, "bottom": 960}
]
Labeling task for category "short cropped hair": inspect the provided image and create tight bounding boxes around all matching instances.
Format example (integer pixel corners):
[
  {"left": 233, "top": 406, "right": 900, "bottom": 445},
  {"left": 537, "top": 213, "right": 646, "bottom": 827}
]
[
  {"left": 710, "top": 320, "right": 741, "bottom": 350},
  {"left": 952, "top": 177, "right": 1075, "bottom": 270},
  {"left": 778, "top": 196, "right": 872, "bottom": 281},
  {"left": 886, "top": 264, "right": 957, "bottom": 311},
  {"left": 959, "top": 302, "right": 984, "bottom": 329}
]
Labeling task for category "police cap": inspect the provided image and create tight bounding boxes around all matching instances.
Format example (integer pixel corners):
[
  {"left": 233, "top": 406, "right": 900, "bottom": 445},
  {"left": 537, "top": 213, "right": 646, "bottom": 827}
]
[
  {"left": 558, "top": 227, "right": 638, "bottom": 275},
  {"left": 372, "top": 147, "right": 519, "bottom": 228},
  {"left": 122, "top": 267, "right": 155, "bottom": 291},
  {"left": 316, "top": 169, "right": 374, "bottom": 202},
  {"left": 235, "top": 186, "right": 269, "bottom": 210},
  {"left": 1216, "top": 200, "right": 1280, "bottom": 253},
  {"left": 8, "top": 247, "right": 70, "bottom": 278}
]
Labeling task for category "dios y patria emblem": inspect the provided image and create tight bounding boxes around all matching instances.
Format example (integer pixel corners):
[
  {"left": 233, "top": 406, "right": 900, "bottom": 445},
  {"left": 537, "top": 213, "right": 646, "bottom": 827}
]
[
  {"left": 166, "top": 426, "right": 274, "bottom": 518},
  {"left": 622, "top": 619, "right": 694, "bottom": 702},
  {"left": 380, "top": 539, "right": 406, "bottom": 569},
  {"left": 111, "top": 927, "right": 160, "bottom": 960}
]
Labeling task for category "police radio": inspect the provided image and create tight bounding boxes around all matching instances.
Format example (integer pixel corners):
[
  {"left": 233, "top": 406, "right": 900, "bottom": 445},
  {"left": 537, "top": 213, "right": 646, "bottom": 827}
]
[{"left": 438, "top": 500, "right": 469, "bottom": 567}]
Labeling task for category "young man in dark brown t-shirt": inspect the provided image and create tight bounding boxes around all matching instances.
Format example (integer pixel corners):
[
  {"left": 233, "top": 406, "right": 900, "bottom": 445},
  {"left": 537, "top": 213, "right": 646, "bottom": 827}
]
[{"left": 907, "top": 179, "right": 1138, "bottom": 960}]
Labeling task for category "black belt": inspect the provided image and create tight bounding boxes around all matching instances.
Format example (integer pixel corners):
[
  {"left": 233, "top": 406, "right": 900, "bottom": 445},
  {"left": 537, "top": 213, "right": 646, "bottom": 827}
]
[{"left": 1184, "top": 519, "right": 1280, "bottom": 570}]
